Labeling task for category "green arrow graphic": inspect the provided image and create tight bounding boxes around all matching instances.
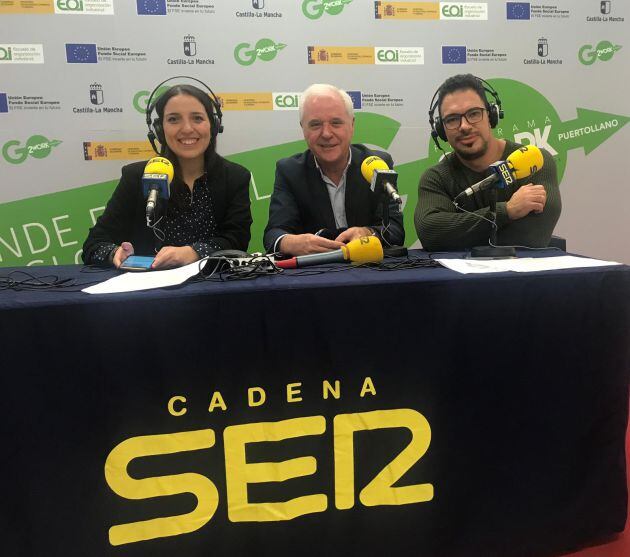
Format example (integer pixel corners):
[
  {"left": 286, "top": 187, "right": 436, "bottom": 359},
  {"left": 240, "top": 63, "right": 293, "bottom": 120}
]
[{"left": 554, "top": 108, "right": 630, "bottom": 155}]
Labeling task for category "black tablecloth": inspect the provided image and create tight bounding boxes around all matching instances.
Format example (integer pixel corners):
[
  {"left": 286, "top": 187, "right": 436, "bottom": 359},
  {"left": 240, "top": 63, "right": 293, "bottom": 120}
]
[{"left": 1, "top": 252, "right": 629, "bottom": 557}]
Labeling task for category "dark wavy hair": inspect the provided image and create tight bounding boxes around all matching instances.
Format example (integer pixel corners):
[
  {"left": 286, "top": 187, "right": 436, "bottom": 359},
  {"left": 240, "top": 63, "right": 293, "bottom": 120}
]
[
  {"left": 153, "top": 84, "right": 220, "bottom": 209},
  {"left": 436, "top": 74, "right": 491, "bottom": 117},
  {"left": 153, "top": 84, "right": 218, "bottom": 172}
]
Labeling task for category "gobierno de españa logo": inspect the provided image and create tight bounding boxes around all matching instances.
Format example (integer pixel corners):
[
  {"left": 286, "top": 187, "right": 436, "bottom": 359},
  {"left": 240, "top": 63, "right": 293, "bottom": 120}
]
[
  {"left": 302, "top": 0, "right": 353, "bottom": 19},
  {"left": 234, "top": 39, "right": 286, "bottom": 66},
  {"left": 2, "top": 135, "right": 62, "bottom": 165},
  {"left": 578, "top": 40, "right": 622, "bottom": 65}
]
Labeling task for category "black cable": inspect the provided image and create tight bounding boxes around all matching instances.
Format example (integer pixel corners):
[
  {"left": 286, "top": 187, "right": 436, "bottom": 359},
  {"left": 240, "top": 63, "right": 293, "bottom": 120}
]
[
  {"left": 193, "top": 254, "right": 283, "bottom": 282},
  {"left": 451, "top": 200, "right": 564, "bottom": 255},
  {"left": 80, "top": 265, "right": 117, "bottom": 274},
  {"left": 0, "top": 270, "right": 98, "bottom": 291},
  {"left": 369, "top": 255, "right": 440, "bottom": 271}
]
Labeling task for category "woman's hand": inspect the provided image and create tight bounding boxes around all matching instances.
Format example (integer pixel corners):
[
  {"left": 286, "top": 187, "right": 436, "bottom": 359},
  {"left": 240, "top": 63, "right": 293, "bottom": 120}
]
[
  {"left": 152, "top": 246, "right": 199, "bottom": 269},
  {"left": 113, "top": 242, "right": 134, "bottom": 268}
]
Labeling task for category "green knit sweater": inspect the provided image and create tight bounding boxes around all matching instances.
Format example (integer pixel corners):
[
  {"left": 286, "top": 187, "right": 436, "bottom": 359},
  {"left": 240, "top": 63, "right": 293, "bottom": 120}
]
[{"left": 414, "top": 140, "right": 561, "bottom": 251}]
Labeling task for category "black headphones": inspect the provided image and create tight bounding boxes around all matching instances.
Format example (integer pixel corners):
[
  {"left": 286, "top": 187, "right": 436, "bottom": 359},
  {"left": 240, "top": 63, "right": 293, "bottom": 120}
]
[
  {"left": 145, "top": 75, "right": 224, "bottom": 155},
  {"left": 428, "top": 76, "right": 504, "bottom": 149}
]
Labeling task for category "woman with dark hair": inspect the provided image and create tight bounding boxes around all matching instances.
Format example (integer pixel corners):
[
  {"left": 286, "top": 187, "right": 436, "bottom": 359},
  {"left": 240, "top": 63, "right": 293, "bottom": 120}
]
[{"left": 82, "top": 83, "right": 252, "bottom": 269}]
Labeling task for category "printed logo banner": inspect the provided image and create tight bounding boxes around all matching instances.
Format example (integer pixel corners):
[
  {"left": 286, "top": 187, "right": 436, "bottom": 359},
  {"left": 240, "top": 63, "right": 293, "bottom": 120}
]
[
  {"left": 54, "top": 0, "right": 114, "bottom": 14},
  {"left": 2, "top": 135, "right": 62, "bottom": 165},
  {"left": 374, "top": 1, "right": 439, "bottom": 19},
  {"left": 506, "top": 2, "right": 530, "bottom": 20},
  {"left": 442, "top": 46, "right": 467, "bottom": 63},
  {"left": 439, "top": 2, "right": 487, "bottom": 20},
  {"left": 308, "top": 46, "right": 375, "bottom": 64},
  {"left": 307, "top": 46, "right": 424, "bottom": 65},
  {"left": 578, "top": 41, "right": 622, "bottom": 65},
  {"left": 83, "top": 141, "right": 155, "bottom": 161},
  {"left": 0, "top": 44, "right": 44, "bottom": 64},
  {"left": 137, "top": 0, "right": 167, "bottom": 15},
  {"left": 65, "top": 43, "right": 98, "bottom": 63},
  {"left": 217, "top": 93, "right": 274, "bottom": 111},
  {"left": 0, "top": 0, "right": 54, "bottom": 14}
]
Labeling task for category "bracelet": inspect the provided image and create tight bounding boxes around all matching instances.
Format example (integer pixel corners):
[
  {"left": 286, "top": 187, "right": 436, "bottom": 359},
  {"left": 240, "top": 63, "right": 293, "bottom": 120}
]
[{"left": 108, "top": 245, "right": 119, "bottom": 264}]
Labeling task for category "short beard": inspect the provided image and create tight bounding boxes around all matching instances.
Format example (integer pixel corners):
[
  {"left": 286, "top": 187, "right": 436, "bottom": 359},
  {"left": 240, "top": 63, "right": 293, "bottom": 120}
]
[{"left": 454, "top": 136, "right": 488, "bottom": 161}]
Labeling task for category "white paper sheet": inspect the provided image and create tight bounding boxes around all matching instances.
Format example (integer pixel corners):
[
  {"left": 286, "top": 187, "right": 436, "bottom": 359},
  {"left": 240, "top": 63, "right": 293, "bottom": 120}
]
[
  {"left": 436, "top": 255, "right": 621, "bottom": 275},
  {"left": 83, "top": 259, "right": 207, "bottom": 294}
]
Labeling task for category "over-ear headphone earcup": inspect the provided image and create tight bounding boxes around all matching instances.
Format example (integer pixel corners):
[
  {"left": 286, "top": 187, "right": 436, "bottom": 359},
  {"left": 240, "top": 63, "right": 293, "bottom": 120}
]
[
  {"left": 152, "top": 118, "right": 164, "bottom": 144},
  {"left": 210, "top": 100, "right": 223, "bottom": 138},
  {"left": 488, "top": 104, "right": 499, "bottom": 128},
  {"left": 434, "top": 116, "right": 447, "bottom": 141},
  {"left": 210, "top": 115, "right": 220, "bottom": 138}
]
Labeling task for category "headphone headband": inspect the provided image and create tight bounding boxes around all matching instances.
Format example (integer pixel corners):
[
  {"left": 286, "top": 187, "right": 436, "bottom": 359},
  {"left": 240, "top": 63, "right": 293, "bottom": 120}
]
[
  {"left": 428, "top": 75, "right": 504, "bottom": 150},
  {"left": 145, "top": 75, "right": 224, "bottom": 155}
]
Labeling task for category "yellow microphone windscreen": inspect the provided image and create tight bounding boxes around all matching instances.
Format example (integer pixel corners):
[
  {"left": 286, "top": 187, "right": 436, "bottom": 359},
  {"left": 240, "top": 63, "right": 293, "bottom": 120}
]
[
  {"left": 360, "top": 156, "right": 389, "bottom": 183},
  {"left": 506, "top": 145, "right": 544, "bottom": 180},
  {"left": 144, "top": 157, "right": 175, "bottom": 184},
  {"left": 342, "top": 235, "right": 384, "bottom": 264}
]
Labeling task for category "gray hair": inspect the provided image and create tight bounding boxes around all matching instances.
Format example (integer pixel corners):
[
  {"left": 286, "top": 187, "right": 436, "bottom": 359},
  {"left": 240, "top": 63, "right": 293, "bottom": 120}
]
[{"left": 299, "top": 83, "right": 354, "bottom": 123}]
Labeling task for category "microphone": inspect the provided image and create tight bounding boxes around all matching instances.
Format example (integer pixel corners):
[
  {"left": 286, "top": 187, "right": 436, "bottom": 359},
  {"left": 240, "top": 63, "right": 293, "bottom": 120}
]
[
  {"left": 142, "top": 157, "right": 174, "bottom": 223},
  {"left": 275, "top": 236, "right": 384, "bottom": 269},
  {"left": 455, "top": 161, "right": 513, "bottom": 199},
  {"left": 360, "top": 156, "right": 403, "bottom": 204},
  {"left": 455, "top": 144, "right": 544, "bottom": 200},
  {"left": 508, "top": 143, "right": 544, "bottom": 178}
]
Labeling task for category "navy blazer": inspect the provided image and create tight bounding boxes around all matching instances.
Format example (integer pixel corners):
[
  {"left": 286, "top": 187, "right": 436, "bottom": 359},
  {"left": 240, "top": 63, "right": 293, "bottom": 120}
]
[{"left": 263, "top": 144, "right": 404, "bottom": 252}]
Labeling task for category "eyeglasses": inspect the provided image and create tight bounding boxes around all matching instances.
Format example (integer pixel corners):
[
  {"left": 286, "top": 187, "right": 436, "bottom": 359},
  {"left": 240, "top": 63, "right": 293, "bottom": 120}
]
[{"left": 442, "top": 107, "right": 487, "bottom": 130}]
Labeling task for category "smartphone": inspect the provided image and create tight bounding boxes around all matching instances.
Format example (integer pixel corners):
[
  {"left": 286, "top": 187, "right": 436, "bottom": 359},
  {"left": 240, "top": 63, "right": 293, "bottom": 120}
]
[{"left": 120, "top": 255, "right": 155, "bottom": 271}]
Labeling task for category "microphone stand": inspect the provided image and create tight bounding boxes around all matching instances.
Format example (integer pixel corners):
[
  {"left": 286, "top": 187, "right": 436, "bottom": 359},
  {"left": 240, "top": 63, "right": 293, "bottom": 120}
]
[
  {"left": 470, "top": 189, "right": 516, "bottom": 258},
  {"left": 378, "top": 193, "right": 407, "bottom": 257},
  {"left": 381, "top": 191, "right": 390, "bottom": 231}
]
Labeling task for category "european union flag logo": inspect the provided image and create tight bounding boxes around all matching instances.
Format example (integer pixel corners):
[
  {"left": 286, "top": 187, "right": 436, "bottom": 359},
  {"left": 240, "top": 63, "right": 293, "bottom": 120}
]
[
  {"left": 0, "top": 93, "right": 8, "bottom": 113},
  {"left": 66, "top": 43, "right": 98, "bottom": 64},
  {"left": 137, "top": 0, "right": 167, "bottom": 15},
  {"left": 347, "top": 91, "right": 362, "bottom": 109},
  {"left": 507, "top": 2, "right": 530, "bottom": 20},
  {"left": 442, "top": 46, "right": 467, "bottom": 64}
]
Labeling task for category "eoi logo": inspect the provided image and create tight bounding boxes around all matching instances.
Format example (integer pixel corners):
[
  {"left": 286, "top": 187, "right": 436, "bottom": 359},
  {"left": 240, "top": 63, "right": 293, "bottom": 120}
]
[{"left": 56, "top": 0, "right": 85, "bottom": 11}]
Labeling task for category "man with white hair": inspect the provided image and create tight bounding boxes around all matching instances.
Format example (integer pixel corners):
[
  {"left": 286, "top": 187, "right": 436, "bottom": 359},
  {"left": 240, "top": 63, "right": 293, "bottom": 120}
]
[{"left": 263, "top": 83, "right": 404, "bottom": 255}]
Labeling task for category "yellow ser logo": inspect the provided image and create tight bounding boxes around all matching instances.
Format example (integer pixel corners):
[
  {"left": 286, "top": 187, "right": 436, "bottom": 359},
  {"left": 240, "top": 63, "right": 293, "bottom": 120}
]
[{"left": 105, "top": 409, "right": 433, "bottom": 546}]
